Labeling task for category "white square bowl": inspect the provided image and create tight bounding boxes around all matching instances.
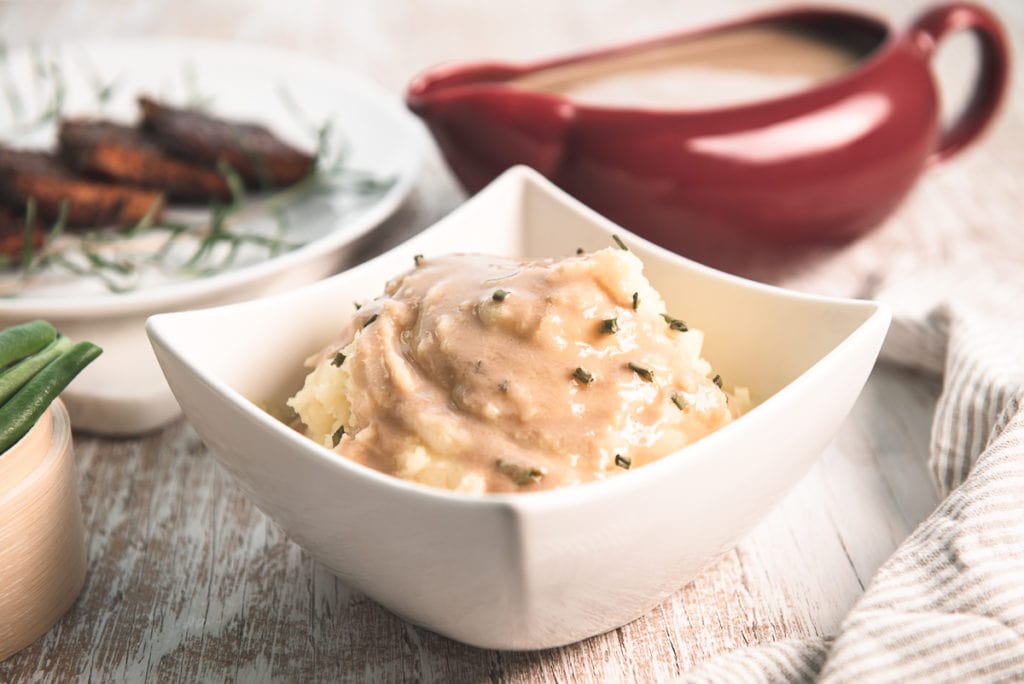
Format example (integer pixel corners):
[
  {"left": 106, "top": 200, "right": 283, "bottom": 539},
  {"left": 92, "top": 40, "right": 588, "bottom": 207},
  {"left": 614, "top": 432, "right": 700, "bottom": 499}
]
[{"left": 146, "top": 166, "right": 890, "bottom": 650}]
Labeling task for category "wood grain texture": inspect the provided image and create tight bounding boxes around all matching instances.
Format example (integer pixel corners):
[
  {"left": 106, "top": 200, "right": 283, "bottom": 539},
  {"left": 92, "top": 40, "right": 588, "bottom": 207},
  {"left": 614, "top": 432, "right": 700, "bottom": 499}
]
[{"left": 1, "top": 0, "right": 1021, "bottom": 680}]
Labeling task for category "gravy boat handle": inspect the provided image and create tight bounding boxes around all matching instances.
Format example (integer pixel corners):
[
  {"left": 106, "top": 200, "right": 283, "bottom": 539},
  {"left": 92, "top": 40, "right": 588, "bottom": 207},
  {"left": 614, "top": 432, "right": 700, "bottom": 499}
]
[{"left": 906, "top": 2, "right": 1010, "bottom": 165}]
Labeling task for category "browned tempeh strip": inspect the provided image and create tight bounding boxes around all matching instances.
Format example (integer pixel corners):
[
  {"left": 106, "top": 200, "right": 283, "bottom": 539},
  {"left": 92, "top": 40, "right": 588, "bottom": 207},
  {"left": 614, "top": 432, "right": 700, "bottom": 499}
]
[
  {"left": 0, "top": 146, "right": 164, "bottom": 227},
  {"left": 59, "top": 119, "right": 231, "bottom": 203},
  {"left": 139, "top": 96, "right": 315, "bottom": 188}
]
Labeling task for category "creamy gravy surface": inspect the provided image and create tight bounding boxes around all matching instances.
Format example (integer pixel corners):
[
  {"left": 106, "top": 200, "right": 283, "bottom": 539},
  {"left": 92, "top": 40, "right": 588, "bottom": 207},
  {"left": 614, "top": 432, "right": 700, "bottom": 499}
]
[
  {"left": 512, "top": 26, "right": 861, "bottom": 110},
  {"left": 289, "top": 248, "right": 743, "bottom": 494}
]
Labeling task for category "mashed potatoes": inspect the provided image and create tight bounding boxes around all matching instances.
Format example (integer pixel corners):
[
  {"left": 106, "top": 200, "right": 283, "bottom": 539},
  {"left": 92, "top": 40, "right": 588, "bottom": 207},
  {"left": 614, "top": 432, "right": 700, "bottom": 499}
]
[{"left": 288, "top": 245, "right": 747, "bottom": 494}]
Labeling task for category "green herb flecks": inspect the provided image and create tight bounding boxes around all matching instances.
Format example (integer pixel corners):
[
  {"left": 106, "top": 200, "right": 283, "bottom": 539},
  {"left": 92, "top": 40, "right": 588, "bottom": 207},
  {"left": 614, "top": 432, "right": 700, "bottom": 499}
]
[
  {"left": 628, "top": 362, "right": 654, "bottom": 382},
  {"left": 671, "top": 393, "right": 686, "bottom": 411},
  {"left": 332, "top": 351, "right": 346, "bottom": 367},
  {"left": 713, "top": 374, "right": 723, "bottom": 389},
  {"left": 414, "top": 254, "right": 424, "bottom": 267},
  {"left": 362, "top": 314, "right": 378, "bottom": 329},
  {"left": 576, "top": 247, "right": 584, "bottom": 255},
  {"left": 661, "top": 313, "right": 688, "bottom": 332},
  {"left": 498, "top": 379, "right": 509, "bottom": 393},
  {"left": 612, "top": 234, "right": 629, "bottom": 251},
  {"left": 573, "top": 367, "right": 594, "bottom": 385},
  {"left": 600, "top": 318, "right": 619, "bottom": 334},
  {"left": 497, "top": 459, "right": 545, "bottom": 486},
  {"left": 331, "top": 425, "right": 345, "bottom": 447},
  {"left": 492, "top": 289, "right": 509, "bottom": 302},
  {"left": 632, "top": 292, "right": 639, "bottom": 310},
  {"left": 615, "top": 454, "right": 631, "bottom": 470}
]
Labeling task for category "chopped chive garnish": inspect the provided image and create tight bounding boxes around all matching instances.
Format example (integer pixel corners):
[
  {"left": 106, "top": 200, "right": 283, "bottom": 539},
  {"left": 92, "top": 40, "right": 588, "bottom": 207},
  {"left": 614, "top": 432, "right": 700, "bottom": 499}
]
[
  {"left": 331, "top": 425, "right": 345, "bottom": 446},
  {"left": 612, "top": 234, "right": 629, "bottom": 251},
  {"left": 576, "top": 247, "right": 585, "bottom": 255},
  {"left": 713, "top": 374, "right": 723, "bottom": 389},
  {"left": 354, "top": 302, "right": 362, "bottom": 311},
  {"left": 414, "top": 254, "right": 424, "bottom": 266},
  {"left": 671, "top": 393, "right": 686, "bottom": 411},
  {"left": 362, "top": 313, "right": 378, "bottom": 328},
  {"left": 573, "top": 367, "right": 594, "bottom": 384},
  {"left": 492, "top": 289, "right": 509, "bottom": 302},
  {"left": 498, "top": 380, "right": 509, "bottom": 393},
  {"left": 332, "top": 351, "right": 346, "bottom": 367},
  {"left": 660, "top": 313, "right": 688, "bottom": 332},
  {"left": 497, "top": 459, "right": 545, "bottom": 485},
  {"left": 600, "top": 318, "right": 619, "bottom": 334},
  {"left": 632, "top": 292, "right": 639, "bottom": 310},
  {"left": 615, "top": 454, "right": 631, "bottom": 469},
  {"left": 628, "top": 362, "right": 654, "bottom": 382}
]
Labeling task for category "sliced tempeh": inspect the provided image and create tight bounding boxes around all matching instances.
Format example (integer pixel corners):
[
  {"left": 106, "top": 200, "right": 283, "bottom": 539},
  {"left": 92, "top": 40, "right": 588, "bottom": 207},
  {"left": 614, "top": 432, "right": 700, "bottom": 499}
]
[
  {"left": 59, "top": 119, "right": 231, "bottom": 202},
  {"left": 0, "top": 146, "right": 164, "bottom": 227},
  {"left": 139, "top": 97, "right": 314, "bottom": 188}
]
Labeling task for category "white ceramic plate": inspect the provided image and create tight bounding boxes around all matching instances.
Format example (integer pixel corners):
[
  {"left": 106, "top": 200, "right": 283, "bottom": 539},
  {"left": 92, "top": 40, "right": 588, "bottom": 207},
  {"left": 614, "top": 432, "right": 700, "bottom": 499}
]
[
  {"left": 0, "top": 39, "right": 426, "bottom": 433},
  {"left": 147, "top": 167, "right": 890, "bottom": 649}
]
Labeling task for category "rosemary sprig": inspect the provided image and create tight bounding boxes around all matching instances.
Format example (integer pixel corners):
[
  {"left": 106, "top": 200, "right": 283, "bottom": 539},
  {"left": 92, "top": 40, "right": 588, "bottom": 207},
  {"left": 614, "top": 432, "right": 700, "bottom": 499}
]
[
  {"left": 0, "top": 42, "right": 24, "bottom": 119},
  {"left": 20, "top": 199, "right": 36, "bottom": 273},
  {"left": 217, "top": 159, "right": 248, "bottom": 210},
  {"left": 36, "top": 57, "right": 65, "bottom": 127},
  {"left": 182, "top": 61, "right": 213, "bottom": 110},
  {"left": 75, "top": 49, "right": 118, "bottom": 109}
]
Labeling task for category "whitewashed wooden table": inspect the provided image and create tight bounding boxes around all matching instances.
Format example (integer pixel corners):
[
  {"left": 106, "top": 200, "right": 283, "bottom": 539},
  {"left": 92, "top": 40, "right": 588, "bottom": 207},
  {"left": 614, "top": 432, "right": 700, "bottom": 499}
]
[{"left": 1, "top": 0, "right": 1020, "bottom": 680}]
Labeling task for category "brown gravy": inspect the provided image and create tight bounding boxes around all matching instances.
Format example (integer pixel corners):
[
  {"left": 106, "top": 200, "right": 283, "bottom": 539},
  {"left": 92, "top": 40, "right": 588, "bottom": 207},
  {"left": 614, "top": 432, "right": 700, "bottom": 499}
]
[{"left": 512, "top": 26, "right": 863, "bottom": 110}]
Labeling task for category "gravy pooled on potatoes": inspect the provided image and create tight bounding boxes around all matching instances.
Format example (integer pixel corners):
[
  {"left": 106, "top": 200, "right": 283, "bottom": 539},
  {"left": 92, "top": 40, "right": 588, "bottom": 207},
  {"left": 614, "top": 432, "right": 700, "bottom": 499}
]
[{"left": 289, "top": 246, "right": 744, "bottom": 493}]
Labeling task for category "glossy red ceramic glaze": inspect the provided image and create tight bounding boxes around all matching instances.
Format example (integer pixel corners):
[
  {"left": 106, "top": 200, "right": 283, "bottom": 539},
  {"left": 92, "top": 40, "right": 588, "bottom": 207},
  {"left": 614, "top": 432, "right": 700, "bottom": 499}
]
[{"left": 407, "top": 3, "right": 1009, "bottom": 269}]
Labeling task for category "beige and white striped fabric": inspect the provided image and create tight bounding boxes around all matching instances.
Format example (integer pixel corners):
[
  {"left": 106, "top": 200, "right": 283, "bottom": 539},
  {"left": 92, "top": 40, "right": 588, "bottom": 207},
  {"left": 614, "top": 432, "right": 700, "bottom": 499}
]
[{"left": 682, "top": 261, "right": 1024, "bottom": 682}]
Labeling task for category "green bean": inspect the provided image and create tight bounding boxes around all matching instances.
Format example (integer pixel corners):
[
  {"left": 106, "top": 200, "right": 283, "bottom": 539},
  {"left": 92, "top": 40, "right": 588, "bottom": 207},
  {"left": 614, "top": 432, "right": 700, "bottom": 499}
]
[
  {"left": 0, "top": 335, "right": 72, "bottom": 406},
  {"left": 0, "top": 341, "right": 102, "bottom": 454},
  {"left": 0, "top": 320, "right": 56, "bottom": 369}
]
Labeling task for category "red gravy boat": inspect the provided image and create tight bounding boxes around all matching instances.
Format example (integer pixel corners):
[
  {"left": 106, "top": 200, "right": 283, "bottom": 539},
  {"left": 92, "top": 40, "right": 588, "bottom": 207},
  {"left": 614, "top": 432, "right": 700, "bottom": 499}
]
[{"left": 407, "top": 3, "right": 1009, "bottom": 272}]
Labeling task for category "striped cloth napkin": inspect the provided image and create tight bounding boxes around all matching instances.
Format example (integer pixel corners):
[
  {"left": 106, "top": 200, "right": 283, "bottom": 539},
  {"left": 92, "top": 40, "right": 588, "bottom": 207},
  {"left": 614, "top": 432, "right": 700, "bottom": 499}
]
[{"left": 681, "top": 258, "right": 1024, "bottom": 682}]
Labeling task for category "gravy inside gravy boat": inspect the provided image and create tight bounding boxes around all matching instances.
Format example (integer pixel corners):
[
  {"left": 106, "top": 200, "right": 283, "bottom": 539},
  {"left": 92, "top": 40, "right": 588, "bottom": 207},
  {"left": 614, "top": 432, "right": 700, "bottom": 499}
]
[
  {"left": 512, "top": 26, "right": 863, "bottom": 111},
  {"left": 407, "top": 3, "right": 1010, "bottom": 273}
]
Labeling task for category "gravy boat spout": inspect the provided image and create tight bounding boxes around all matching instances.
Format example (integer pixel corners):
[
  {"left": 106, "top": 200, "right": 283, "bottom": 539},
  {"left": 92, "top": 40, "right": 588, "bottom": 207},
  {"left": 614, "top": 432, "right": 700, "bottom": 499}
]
[{"left": 407, "top": 61, "right": 575, "bottom": 185}]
